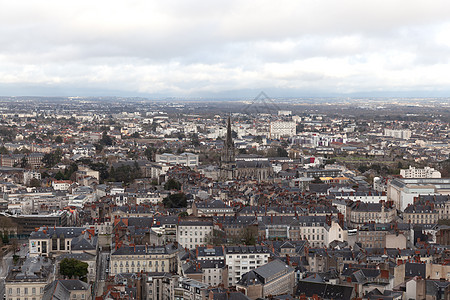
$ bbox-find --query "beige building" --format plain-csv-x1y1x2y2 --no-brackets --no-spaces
29,227,97,257
110,243,181,276
403,204,438,224
176,218,214,250
5,256,55,300
346,201,396,228
42,279,91,300
236,259,295,299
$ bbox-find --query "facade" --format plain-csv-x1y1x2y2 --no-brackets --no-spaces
346,202,396,228
192,200,234,217
224,245,271,286
176,219,214,250
258,215,346,247
387,178,450,211
23,170,41,185
155,152,199,167
52,180,72,191
403,204,438,224
400,166,441,178
269,121,296,139
236,259,295,299
110,243,181,276
29,226,97,257
42,279,91,300
5,256,55,300
384,129,412,139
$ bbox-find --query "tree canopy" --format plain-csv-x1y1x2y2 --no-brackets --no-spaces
163,193,188,208
59,258,89,282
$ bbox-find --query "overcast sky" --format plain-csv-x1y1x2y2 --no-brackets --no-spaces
1,0,450,98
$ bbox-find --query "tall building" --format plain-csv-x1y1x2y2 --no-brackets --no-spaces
269,121,296,139
384,129,412,139
400,166,441,178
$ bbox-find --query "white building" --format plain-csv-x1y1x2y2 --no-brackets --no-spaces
384,129,412,140
23,171,41,185
269,121,296,139
278,110,292,116
52,180,72,191
176,219,213,250
155,152,199,167
224,245,271,286
400,166,441,179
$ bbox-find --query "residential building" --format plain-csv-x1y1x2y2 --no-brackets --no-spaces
155,152,199,167
5,256,55,300
42,279,91,300
400,166,441,178
269,121,296,139
224,245,271,286
176,218,214,250
403,204,438,224
346,201,396,228
236,259,295,299
110,243,180,276
384,129,412,139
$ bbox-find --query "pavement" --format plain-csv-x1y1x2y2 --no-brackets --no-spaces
95,251,110,297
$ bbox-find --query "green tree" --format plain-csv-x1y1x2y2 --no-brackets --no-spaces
190,133,200,147
2,231,9,244
162,193,187,208
19,156,29,168
59,258,89,282
144,147,156,160
164,178,181,190
55,136,63,143
42,149,63,168
29,178,41,187
0,146,9,155
100,131,113,146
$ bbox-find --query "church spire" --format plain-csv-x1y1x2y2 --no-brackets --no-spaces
226,116,233,148
222,115,235,164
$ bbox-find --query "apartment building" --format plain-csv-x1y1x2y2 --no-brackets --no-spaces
403,204,439,224
236,259,295,299
346,201,396,228
224,245,271,286
400,166,441,178
269,121,296,139
5,256,54,300
176,219,214,250
110,243,181,276
155,152,199,167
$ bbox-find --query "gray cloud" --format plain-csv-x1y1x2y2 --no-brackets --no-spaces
1,0,450,96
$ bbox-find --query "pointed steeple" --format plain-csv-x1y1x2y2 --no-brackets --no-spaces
226,116,233,149
221,115,235,164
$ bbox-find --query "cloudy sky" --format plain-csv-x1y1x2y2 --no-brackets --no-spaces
1,0,450,98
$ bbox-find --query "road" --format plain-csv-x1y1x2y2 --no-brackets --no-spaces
95,252,110,297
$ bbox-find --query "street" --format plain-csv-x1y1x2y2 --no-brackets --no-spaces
95,252,110,297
